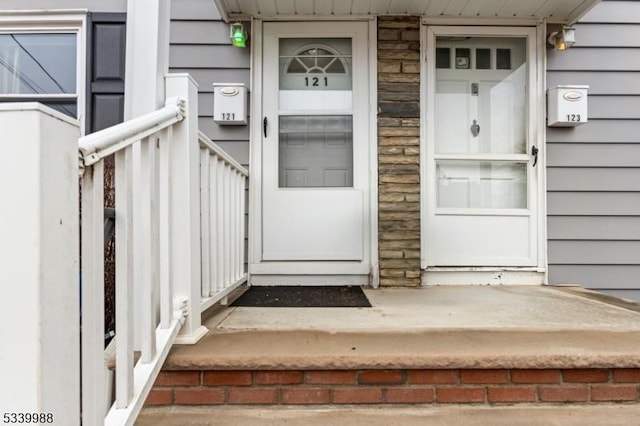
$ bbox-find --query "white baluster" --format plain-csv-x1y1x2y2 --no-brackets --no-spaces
115,146,134,408
159,127,173,329
200,148,211,298
81,161,107,422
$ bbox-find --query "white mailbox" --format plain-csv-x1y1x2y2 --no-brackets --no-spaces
213,83,247,125
547,85,588,127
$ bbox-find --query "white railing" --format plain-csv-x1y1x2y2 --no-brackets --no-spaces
77,74,249,425
198,131,249,312
79,95,188,426
1,74,248,426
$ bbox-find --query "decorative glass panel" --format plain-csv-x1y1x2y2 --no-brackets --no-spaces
437,161,527,209
279,38,351,91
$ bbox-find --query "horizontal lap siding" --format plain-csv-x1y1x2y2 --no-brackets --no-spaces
547,0,640,301
169,0,250,268
169,0,251,166
0,0,126,11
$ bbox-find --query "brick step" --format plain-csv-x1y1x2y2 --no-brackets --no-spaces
137,404,640,426
145,368,640,407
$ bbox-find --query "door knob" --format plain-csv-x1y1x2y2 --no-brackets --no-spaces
470,119,480,137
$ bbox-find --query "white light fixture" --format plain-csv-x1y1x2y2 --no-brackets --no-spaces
548,26,576,51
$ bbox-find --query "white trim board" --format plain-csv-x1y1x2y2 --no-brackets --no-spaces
422,269,546,286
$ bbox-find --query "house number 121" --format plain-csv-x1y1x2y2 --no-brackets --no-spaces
304,77,328,87
222,113,236,120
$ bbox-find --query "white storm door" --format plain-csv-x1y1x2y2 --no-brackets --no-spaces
425,28,539,267
262,22,369,262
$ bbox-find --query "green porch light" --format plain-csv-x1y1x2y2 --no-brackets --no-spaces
230,23,247,48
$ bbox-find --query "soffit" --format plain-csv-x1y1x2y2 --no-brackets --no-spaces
214,0,601,24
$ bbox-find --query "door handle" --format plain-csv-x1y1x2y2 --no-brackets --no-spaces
531,145,539,167
263,117,268,138
470,119,480,137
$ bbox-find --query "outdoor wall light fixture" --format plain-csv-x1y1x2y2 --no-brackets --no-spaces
548,26,576,51
230,22,248,48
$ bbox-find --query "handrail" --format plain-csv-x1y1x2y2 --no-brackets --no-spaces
198,131,249,177
79,97,185,167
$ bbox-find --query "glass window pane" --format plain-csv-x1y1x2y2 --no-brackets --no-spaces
496,48,511,70
455,48,470,69
435,37,527,155
436,48,450,69
476,48,491,69
279,115,353,188
436,161,527,209
0,34,76,95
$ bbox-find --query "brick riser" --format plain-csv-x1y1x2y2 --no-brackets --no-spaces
146,368,640,406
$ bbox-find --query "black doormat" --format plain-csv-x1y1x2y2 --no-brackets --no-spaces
231,286,372,308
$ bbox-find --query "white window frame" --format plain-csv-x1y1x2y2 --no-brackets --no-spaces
419,21,548,284
0,11,87,134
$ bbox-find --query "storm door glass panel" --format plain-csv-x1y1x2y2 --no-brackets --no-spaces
436,161,527,209
435,37,526,155
278,38,353,188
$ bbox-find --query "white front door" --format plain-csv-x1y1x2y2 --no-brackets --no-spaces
255,21,371,281
424,27,540,268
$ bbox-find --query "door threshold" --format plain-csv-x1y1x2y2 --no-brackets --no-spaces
250,274,370,286
422,268,545,286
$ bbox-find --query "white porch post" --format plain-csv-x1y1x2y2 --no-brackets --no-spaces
124,0,171,117
0,105,80,425
166,74,208,344
124,0,172,353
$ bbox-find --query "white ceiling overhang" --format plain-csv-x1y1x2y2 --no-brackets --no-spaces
213,0,601,24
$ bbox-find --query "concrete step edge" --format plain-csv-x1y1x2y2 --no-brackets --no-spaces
137,404,640,426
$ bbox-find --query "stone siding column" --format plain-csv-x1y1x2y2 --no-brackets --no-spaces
377,16,421,286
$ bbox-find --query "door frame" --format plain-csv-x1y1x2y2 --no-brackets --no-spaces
248,18,379,285
419,22,548,284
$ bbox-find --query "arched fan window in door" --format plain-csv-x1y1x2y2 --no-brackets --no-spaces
279,39,352,91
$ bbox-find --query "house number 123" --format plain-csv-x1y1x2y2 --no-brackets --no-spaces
566,114,581,122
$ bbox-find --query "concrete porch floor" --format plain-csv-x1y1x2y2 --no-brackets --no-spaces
165,285,640,370
139,285,640,425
